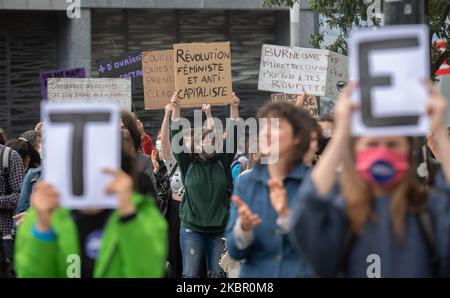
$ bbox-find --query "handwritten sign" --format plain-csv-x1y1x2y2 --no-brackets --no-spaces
97,51,142,83
42,103,120,209
142,50,175,110
271,93,320,119
258,44,348,99
40,68,86,100
47,78,132,111
174,41,233,106
349,25,429,136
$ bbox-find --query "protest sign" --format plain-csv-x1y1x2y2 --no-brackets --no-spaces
174,41,233,107
258,44,348,99
40,68,86,100
349,25,429,136
42,103,120,209
47,78,132,111
97,51,143,83
142,50,175,110
271,93,320,119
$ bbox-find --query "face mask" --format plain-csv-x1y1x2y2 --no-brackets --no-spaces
156,140,162,152
322,128,332,139
356,147,409,187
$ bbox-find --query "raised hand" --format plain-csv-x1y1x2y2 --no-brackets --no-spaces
103,168,136,217
31,182,60,232
296,85,307,107
232,195,261,231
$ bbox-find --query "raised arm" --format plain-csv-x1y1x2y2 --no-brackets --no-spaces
311,83,355,196
202,104,215,131
160,102,173,161
230,92,240,120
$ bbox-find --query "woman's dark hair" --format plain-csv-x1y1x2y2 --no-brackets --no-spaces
5,138,41,169
257,101,312,164
121,129,137,186
121,111,142,152
20,130,37,148
0,128,7,145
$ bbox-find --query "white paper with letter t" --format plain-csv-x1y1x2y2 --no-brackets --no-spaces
41,102,120,209
349,25,429,136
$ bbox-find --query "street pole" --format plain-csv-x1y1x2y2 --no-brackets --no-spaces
290,1,300,47
384,0,425,25
384,0,429,180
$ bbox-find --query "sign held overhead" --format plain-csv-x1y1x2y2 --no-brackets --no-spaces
42,103,120,209
174,41,233,107
349,25,430,136
258,44,348,99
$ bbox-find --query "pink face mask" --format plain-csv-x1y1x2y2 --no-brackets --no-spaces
356,147,409,187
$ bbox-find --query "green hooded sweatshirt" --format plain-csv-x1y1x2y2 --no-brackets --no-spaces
170,119,238,233
14,193,167,278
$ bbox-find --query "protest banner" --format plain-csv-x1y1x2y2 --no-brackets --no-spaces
349,25,429,136
47,78,132,111
142,50,175,110
97,51,143,83
42,103,120,209
174,41,233,107
40,67,86,100
258,44,348,99
271,93,320,119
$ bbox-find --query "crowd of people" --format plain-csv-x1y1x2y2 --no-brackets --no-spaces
0,79,450,278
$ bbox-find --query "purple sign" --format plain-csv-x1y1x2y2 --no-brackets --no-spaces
96,51,143,83
40,68,86,100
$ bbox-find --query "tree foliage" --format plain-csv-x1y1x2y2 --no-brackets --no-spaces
264,0,450,76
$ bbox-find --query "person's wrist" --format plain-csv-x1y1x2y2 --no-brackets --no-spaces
36,217,51,232
278,208,290,219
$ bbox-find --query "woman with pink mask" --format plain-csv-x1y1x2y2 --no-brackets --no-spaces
287,82,450,277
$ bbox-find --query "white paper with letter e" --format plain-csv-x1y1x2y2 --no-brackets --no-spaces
349,25,429,136
42,102,120,209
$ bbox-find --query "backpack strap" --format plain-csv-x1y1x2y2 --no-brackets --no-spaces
167,162,178,180
1,147,11,194
416,211,440,277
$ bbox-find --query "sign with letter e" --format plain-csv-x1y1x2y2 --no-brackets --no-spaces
42,103,120,209
349,25,429,136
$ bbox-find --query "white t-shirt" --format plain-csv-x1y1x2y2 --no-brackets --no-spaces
163,152,184,195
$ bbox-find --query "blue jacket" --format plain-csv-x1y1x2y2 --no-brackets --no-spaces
16,167,41,213
226,163,314,277
289,171,450,278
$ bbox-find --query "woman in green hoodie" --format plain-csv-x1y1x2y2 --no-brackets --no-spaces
14,134,167,278
170,92,239,278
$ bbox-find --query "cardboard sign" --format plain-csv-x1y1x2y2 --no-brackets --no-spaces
97,51,143,82
174,41,233,106
349,25,429,136
271,93,320,119
258,44,348,99
47,78,132,111
42,103,120,209
142,50,175,110
40,68,86,100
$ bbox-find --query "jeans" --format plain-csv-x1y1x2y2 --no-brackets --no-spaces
180,228,225,278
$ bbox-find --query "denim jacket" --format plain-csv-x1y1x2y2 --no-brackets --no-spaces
16,167,41,214
226,163,314,277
